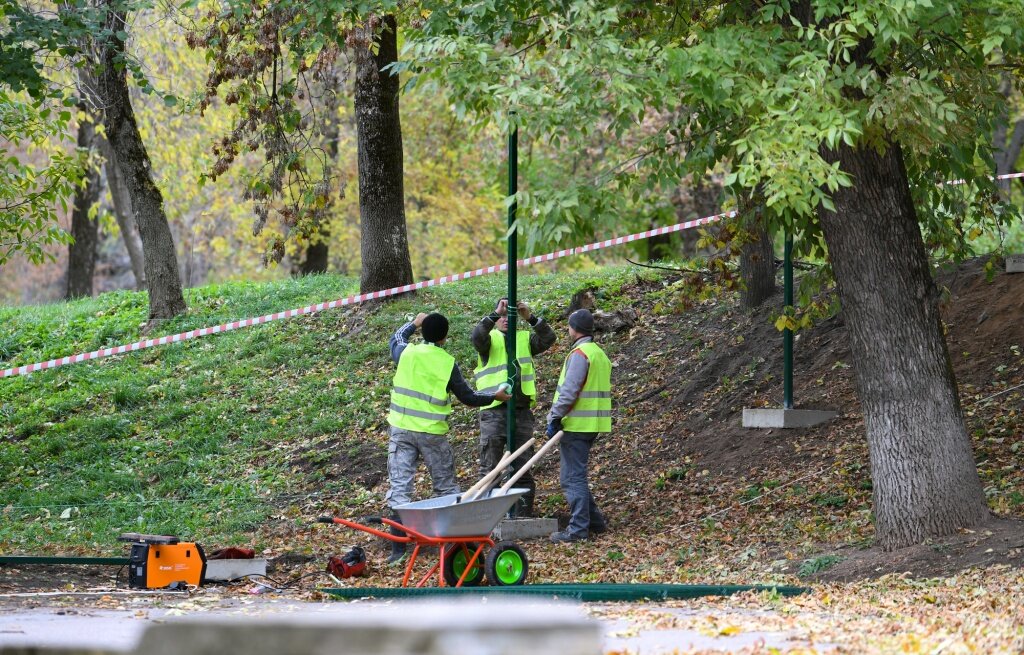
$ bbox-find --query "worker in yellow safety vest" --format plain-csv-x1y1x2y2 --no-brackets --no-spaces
471,298,556,516
546,309,612,543
386,312,511,564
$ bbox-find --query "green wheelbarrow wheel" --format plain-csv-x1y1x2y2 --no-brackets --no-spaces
485,541,528,586
442,543,486,587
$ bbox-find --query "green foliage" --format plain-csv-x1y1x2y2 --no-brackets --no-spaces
798,554,842,578
402,0,1024,266
0,0,185,273
0,92,81,265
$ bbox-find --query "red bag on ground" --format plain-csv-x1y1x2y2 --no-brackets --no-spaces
327,546,366,578
208,546,256,560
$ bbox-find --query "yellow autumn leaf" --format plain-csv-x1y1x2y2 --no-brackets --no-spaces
718,625,742,636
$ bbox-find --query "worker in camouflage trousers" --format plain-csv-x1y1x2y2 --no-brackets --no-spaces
546,309,612,543
471,298,556,517
386,312,511,565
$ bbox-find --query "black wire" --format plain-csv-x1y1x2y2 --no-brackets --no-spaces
223,571,328,591
625,257,703,273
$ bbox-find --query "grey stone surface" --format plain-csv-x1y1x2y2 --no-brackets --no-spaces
135,599,600,655
0,597,835,655
1007,254,1024,273
493,518,559,541
202,558,267,582
742,408,838,429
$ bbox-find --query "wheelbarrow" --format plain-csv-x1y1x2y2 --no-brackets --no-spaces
319,487,531,588
319,432,565,588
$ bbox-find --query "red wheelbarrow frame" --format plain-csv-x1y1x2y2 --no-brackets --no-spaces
323,516,495,588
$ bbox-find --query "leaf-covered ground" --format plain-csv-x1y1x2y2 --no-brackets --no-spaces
1,258,1023,653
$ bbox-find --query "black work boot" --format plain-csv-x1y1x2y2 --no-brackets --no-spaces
386,514,407,566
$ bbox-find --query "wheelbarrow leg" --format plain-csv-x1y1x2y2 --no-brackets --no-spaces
454,543,486,588
401,544,422,587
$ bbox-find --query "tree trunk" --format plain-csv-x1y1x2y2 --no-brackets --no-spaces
819,139,989,551
737,192,776,309
993,75,1024,198
96,6,185,320
353,15,413,293
739,227,775,309
994,119,1024,198
298,64,342,277
299,241,330,275
99,137,146,290
65,111,102,300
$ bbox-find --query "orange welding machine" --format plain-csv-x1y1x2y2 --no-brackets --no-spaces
118,533,207,589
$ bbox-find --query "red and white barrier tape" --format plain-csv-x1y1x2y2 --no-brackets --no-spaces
1,210,733,379
6,169,1023,379
946,171,1024,186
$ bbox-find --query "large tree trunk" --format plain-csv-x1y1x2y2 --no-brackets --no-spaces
353,15,413,293
819,139,989,551
96,6,185,320
737,192,776,309
99,138,146,289
65,111,102,300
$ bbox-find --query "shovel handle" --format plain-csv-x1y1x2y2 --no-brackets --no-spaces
462,437,536,502
501,430,564,493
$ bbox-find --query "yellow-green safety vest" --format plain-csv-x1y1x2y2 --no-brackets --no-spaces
553,341,612,432
388,344,454,435
474,330,536,410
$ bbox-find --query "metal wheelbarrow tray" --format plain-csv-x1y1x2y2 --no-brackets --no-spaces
394,488,528,538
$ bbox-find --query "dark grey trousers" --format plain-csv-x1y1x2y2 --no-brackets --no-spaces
385,426,460,509
479,406,536,514
559,431,606,537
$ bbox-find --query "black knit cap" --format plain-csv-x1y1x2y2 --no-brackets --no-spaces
568,309,594,335
421,313,449,343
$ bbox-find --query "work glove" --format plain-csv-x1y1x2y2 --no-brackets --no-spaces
546,418,562,438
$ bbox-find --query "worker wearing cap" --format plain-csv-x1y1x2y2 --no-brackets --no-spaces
386,312,511,564
546,308,612,543
471,298,556,517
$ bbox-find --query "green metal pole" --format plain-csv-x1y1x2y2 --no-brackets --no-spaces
506,113,518,453
783,232,794,410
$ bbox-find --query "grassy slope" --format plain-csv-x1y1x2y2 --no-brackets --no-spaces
2,261,1021,592
0,266,649,553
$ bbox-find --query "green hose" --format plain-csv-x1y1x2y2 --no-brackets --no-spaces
322,583,807,601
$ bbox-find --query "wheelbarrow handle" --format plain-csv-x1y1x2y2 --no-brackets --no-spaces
320,515,413,542
318,515,383,524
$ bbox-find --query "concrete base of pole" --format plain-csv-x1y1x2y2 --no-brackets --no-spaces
493,518,559,541
1006,254,1024,273
742,408,838,429
134,599,601,655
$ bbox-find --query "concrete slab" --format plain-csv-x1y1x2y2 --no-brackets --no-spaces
134,598,600,655
1006,254,1024,273
742,408,838,429
493,518,558,541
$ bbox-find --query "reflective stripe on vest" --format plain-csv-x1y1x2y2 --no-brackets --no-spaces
474,329,536,410
553,341,612,432
388,344,454,435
